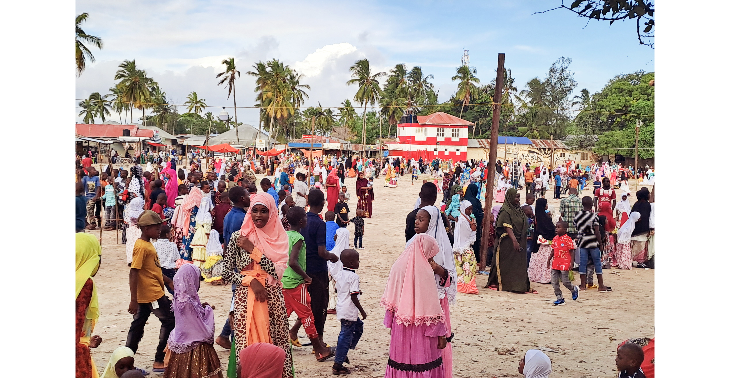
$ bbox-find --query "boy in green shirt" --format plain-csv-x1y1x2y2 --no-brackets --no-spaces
281,206,335,361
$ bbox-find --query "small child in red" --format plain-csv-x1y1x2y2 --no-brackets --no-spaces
151,193,167,219
546,220,579,306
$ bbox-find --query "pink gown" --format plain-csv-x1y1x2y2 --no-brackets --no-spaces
384,310,447,378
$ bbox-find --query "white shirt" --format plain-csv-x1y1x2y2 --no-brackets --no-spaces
293,180,308,208
334,268,361,321
196,193,213,224
153,239,180,269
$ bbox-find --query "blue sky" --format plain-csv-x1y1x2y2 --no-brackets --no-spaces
75,0,655,126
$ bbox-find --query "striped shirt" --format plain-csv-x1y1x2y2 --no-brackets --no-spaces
574,210,600,249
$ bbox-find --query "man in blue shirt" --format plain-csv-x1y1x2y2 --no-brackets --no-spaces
279,169,290,191
216,186,249,349
81,167,101,230
554,172,562,199
260,178,279,207
302,189,339,339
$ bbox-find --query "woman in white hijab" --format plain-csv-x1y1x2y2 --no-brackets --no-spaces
453,200,478,295
519,350,552,378
613,212,641,270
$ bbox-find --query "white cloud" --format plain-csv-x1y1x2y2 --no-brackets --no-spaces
293,43,358,78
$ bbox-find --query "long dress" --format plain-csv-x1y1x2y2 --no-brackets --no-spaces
384,310,447,378
356,178,374,218
178,206,198,261
486,205,530,292
326,172,340,212
222,231,293,378
76,280,99,378
527,243,553,284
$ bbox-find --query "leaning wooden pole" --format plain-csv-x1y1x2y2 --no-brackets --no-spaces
480,53,505,272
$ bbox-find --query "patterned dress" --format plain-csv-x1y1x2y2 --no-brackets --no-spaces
177,206,198,261
221,231,293,378
76,280,95,378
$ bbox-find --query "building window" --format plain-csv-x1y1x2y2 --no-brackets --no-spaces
451,128,459,138
437,128,445,138
456,148,460,152
433,148,438,152
560,152,565,157
581,152,588,160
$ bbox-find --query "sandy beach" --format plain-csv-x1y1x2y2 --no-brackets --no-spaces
87,174,654,378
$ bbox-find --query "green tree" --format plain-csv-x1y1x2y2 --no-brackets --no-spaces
407,66,437,113
347,59,386,155
337,99,357,137
91,92,112,122
184,92,207,115
75,13,103,76
109,85,129,123
149,86,174,132
552,0,654,48
216,58,241,143
452,65,480,118
78,96,96,124
114,60,155,125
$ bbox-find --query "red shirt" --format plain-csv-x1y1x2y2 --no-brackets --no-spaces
151,203,164,218
551,234,576,271
212,202,232,234
594,188,616,208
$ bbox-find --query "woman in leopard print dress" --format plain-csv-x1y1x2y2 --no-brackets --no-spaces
222,193,293,378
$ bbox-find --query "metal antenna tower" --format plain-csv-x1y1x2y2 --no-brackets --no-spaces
461,49,469,67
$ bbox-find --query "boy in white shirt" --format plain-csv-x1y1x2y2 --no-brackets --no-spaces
152,224,181,295
332,249,366,375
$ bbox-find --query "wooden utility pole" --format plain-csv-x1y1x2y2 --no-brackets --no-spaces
480,53,505,271
634,119,640,191
550,134,554,170
310,115,316,185
379,114,383,160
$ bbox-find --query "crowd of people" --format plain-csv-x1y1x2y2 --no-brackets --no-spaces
76,148,654,378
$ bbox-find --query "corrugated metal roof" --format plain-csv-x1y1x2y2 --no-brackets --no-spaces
416,112,474,126
529,139,568,149
75,124,154,138
467,137,533,146
289,142,323,148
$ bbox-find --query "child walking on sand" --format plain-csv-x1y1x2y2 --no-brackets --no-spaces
351,209,365,249
546,221,579,306
332,249,366,375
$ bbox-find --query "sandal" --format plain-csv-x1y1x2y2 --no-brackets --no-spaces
332,364,351,375
312,344,330,354
316,346,336,362
599,286,613,292
290,338,302,347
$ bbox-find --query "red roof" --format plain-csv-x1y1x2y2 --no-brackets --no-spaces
416,112,473,126
75,124,155,138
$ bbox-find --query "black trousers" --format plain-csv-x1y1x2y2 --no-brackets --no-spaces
307,271,330,337
125,295,175,363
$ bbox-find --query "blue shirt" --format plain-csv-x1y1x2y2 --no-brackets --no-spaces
303,212,327,274
267,187,279,207
555,175,562,187
82,176,100,200
222,207,247,246
325,221,338,251
280,172,289,187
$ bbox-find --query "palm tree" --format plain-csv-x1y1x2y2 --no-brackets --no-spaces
78,96,96,124
247,61,270,140
184,92,208,115
114,60,154,125
109,85,129,123
379,96,406,138
91,92,112,122
76,13,103,77
337,99,357,139
452,65,480,118
407,66,436,112
217,58,241,143
347,59,386,156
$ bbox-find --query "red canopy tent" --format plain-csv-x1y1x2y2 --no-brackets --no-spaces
147,142,166,147
209,143,240,153
257,148,285,157
195,145,213,151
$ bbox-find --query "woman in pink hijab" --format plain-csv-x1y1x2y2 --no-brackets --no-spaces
238,343,286,378
221,193,293,378
162,161,178,208
382,233,449,378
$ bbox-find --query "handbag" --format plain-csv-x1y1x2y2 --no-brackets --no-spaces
460,210,477,231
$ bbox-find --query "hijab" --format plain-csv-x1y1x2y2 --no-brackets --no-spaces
168,264,215,354
238,343,286,378
381,234,444,326
464,183,484,218
124,197,145,224
327,227,351,277
497,188,527,234
175,187,203,236
163,162,178,208
76,233,101,322
453,200,476,251
327,165,340,191
534,198,555,241
523,350,552,378
100,346,134,378
416,205,457,304
240,193,290,281
618,211,641,244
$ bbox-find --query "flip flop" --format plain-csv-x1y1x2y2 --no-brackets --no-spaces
152,367,165,373
312,343,330,354
316,346,336,362
290,338,302,347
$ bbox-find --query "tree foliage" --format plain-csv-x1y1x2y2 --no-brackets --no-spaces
76,13,103,76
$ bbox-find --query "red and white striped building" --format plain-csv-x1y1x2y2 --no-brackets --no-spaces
385,112,473,161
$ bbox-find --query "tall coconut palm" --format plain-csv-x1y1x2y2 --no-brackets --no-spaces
347,59,385,155
407,66,435,112
379,96,406,138
109,85,129,123
337,99,357,137
114,60,154,124
91,92,112,122
184,92,208,115
78,97,96,124
247,61,270,140
216,58,241,143
452,65,480,118
76,13,103,77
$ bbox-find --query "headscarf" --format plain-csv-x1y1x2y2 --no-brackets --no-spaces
163,162,178,208
327,165,340,192
76,233,101,321
414,205,457,304
327,227,351,277
453,200,476,251
175,187,202,236
523,349,552,378
618,212,641,244
534,198,555,244
381,234,444,326
463,183,484,218
100,346,134,378
206,229,223,256
497,188,526,230
238,343,286,378
445,183,463,211
168,264,215,354
240,193,290,281
124,197,145,224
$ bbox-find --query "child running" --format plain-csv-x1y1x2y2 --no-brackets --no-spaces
280,206,334,360
125,210,175,373
331,249,366,375
546,221,579,306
